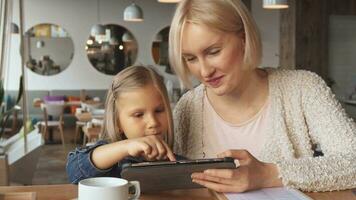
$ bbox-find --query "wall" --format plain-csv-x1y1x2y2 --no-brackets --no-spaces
252,0,280,68
5,0,280,91
329,15,356,118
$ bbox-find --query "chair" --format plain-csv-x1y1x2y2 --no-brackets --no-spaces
74,112,92,145
38,102,65,148
82,125,101,146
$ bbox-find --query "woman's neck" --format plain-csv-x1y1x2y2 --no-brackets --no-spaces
206,69,269,124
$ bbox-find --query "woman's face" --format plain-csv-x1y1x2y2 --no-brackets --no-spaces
116,84,169,139
181,23,248,96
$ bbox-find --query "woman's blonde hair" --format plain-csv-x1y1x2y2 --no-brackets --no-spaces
169,0,262,88
101,65,174,148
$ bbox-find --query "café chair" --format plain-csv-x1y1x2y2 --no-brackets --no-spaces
74,112,92,145
82,124,101,146
38,102,65,148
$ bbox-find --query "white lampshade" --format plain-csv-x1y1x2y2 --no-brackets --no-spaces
263,0,288,9
90,24,106,36
158,0,181,3
122,31,134,42
11,23,19,34
124,3,143,22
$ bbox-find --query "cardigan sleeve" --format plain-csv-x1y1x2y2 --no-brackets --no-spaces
276,71,356,192
173,92,192,156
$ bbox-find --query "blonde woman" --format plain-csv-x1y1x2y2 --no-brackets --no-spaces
170,0,356,193
66,66,178,184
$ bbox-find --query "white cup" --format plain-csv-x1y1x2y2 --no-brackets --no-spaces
78,177,140,200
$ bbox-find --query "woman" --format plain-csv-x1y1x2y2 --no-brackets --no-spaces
169,0,356,193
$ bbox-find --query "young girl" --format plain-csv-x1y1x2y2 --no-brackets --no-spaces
66,65,178,184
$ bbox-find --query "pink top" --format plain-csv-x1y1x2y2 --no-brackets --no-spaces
202,93,271,158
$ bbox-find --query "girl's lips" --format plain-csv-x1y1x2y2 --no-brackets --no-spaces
206,76,224,87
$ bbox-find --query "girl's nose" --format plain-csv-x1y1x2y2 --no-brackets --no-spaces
147,114,160,129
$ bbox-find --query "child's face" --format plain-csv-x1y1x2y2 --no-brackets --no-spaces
117,84,169,139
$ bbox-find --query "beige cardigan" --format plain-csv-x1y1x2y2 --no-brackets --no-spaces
173,69,356,192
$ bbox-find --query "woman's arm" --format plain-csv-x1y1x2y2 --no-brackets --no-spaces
276,71,356,192
191,150,282,193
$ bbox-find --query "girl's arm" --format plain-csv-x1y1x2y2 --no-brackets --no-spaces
92,135,176,170
91,140,131,170
66,140,122,184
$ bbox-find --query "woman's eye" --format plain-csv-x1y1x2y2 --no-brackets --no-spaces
209,49,220,55
184,56,197,63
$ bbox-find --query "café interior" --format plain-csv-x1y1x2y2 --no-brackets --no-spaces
0,0,355,199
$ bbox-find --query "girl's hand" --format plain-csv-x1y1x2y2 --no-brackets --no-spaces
191,150,282,193
125,135,176,161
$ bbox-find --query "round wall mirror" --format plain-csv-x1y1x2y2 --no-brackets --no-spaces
24,23,74,76
151,26,173,74
86,24,138,75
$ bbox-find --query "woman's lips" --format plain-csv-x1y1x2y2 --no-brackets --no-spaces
206,75,224,87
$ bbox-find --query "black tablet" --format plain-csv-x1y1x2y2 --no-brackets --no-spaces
120,157,236,192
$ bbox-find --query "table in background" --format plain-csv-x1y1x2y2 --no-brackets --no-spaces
0,184,355,200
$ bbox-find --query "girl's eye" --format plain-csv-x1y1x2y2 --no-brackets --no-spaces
155,107,165,113
133,113,143,118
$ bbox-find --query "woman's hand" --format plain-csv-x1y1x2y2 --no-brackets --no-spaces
191,150,282,193
125,135,176,161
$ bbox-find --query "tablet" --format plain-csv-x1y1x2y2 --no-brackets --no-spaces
120,157,236,192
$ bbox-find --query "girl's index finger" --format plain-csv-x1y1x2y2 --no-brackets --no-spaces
162,142,176,161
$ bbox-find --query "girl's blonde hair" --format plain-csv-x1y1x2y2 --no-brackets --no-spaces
101,65,174,148
169,0,262,88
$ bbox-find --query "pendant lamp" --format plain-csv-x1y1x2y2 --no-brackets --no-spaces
263,0,289,9
122,31,134,42
124,3,143,22
90,0,105,36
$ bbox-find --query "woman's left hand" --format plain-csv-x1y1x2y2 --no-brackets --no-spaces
191,150,282,193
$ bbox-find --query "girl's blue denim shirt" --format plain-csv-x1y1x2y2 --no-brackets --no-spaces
66,140,185,184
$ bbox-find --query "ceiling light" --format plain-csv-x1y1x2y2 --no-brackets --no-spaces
124,3,143,22
263,0,289,9
90,24,106,37
122,31,134,42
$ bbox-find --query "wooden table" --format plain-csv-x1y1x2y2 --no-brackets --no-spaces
0,184,355,200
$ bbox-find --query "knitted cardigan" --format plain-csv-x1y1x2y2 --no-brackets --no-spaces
173,69,356,192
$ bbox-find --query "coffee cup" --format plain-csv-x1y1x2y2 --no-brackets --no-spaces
78,177,140,200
